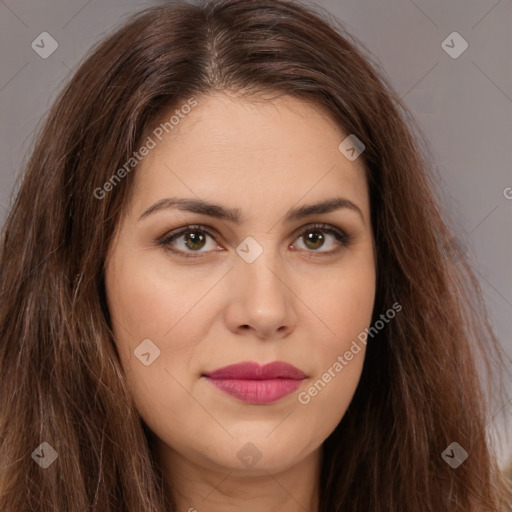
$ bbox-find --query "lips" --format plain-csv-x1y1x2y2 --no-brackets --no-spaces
205,361,307,380
203,361,307,404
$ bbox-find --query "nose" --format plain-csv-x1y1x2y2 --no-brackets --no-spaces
224,239,298,340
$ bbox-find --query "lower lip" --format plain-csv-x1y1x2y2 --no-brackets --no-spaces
204,377,304,404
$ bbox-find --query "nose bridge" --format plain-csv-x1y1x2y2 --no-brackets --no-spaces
231,232,295,328
235,232,286,292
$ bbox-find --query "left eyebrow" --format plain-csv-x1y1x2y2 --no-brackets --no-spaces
138,196,364,223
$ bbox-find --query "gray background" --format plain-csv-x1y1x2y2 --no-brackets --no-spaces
1,0,511,465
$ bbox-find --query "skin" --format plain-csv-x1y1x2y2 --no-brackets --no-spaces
105,92,376,512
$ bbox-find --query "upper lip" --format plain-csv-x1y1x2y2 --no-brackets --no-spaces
204,361,307,380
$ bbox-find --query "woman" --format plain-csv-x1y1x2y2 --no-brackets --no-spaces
0,0,510,510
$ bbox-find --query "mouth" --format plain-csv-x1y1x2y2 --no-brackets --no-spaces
202,361,307,404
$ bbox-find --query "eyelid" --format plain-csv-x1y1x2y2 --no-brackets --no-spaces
157,222,351,258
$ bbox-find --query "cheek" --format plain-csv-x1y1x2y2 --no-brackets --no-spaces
105,253,212,355
303,258,376,351
104,253,218,418
293,261,375,413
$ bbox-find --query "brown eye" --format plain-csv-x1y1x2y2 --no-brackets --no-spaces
302,229,326,250
182,230,207,251
159,225,219,258
291,224,350,255
159,223,350,259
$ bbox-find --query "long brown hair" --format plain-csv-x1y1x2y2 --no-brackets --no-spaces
1,0,510,510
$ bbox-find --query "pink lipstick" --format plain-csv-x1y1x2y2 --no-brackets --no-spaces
203,361,307,404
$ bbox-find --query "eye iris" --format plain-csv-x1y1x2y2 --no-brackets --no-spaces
304,229,325,250
184,230,206,250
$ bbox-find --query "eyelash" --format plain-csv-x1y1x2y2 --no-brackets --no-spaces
157,223,352,259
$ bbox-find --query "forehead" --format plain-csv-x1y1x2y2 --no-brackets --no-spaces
129,93,370,223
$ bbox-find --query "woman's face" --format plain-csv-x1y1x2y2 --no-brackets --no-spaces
105,92,376,477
